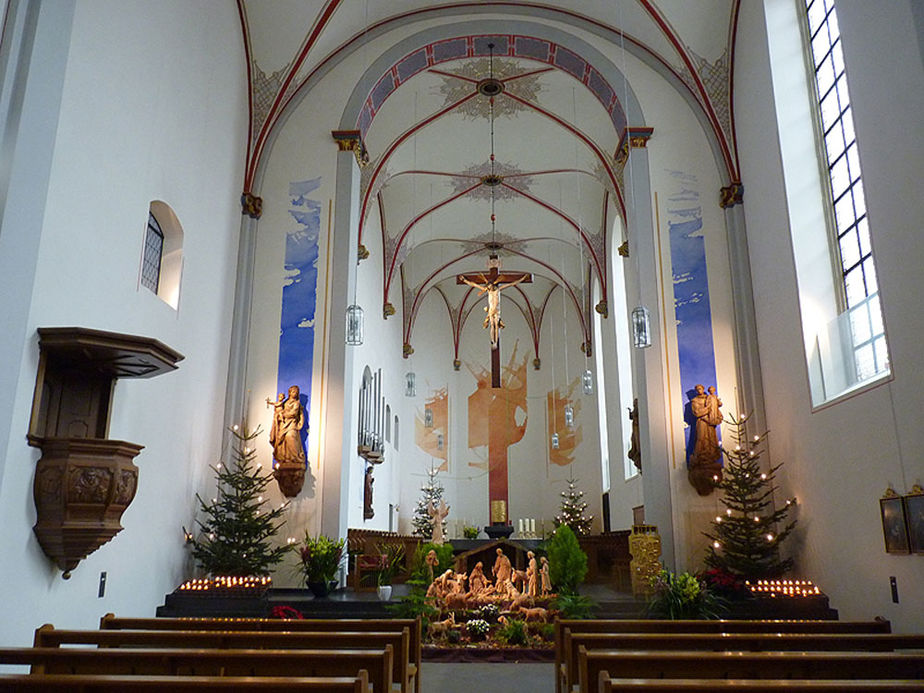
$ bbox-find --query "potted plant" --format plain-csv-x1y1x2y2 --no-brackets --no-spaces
646,568,726,619
372,542,405,601
298,532,344,598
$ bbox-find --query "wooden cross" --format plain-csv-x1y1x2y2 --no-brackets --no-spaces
457,264,532,388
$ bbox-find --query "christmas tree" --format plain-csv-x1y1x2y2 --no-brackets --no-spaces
412,462,445,540
190,425,291,576
703,412,797,579
555,473,594,536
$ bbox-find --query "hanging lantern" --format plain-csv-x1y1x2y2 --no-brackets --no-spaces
564,404,574,429
424,406,433,428
631,306,652,348
405,372,416,397
551,432,560,450
582,369,594,395
345,304,364,345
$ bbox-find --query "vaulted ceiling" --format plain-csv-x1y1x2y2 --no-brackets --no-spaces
237,1,742,356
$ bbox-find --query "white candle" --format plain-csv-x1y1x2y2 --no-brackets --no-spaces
518,518,524,534
530,518,535,534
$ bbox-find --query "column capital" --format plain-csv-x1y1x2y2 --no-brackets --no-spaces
719,182,744,208
241,191,263,219
331,129,369,167
615,127,654,164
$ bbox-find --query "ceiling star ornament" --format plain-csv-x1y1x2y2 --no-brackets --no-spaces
451,161,533,200
437,58,538,119
459,232,527,256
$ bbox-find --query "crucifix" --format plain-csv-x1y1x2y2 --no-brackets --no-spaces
457,256,531,388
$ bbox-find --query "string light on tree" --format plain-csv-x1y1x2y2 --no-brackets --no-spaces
703,412,797,579
554,473,594,536
189,424,290,577
412,461,446,541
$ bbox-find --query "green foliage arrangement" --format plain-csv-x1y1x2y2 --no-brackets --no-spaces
385,585,439,622
190,425,291,577
497,618,528,646
546,524,588,594
298,533,344,584
551,592,596,619
409,541,454,583
462,525,480,539
646,568,725,620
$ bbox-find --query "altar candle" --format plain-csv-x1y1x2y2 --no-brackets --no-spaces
518,518,524,534
530,518,535,534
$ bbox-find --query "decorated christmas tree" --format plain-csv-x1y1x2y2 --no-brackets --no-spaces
190,425,291,576
555,473,594,536
703,412,797,579
412,463,445,540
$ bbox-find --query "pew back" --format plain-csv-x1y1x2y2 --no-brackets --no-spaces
0,647,392,693
554,619,893,693
578,648,924,693
597,674,924,693
0,672,371,692
99,614,421,693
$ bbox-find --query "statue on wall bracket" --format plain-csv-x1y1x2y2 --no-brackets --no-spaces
267,385,307,497
364,465,375,520
687,384,724,495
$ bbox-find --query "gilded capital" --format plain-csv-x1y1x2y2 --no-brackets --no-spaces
241,192,263,219
719,182,744,208
331,129,369,167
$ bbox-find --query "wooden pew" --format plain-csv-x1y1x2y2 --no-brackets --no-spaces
554,619,893,693
35,625,412,693
597,675,924,692
564,632,924,693
0,647,392,693
0,672,371,692
578,648,924,693
100,614,421,693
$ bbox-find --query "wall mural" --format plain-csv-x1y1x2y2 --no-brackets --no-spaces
665,170,721,491
547,377,582,467
275,177,322,480
466,341,528,523
415,387,449,471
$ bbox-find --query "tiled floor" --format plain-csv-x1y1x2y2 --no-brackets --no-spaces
421,662,554,693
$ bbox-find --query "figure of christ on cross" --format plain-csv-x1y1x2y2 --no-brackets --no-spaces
457,263,532,386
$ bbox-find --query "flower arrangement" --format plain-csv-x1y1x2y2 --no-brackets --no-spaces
373,542,405,586
466,618,490,638
646,568,725,620
298,533,344,584
700,567,750,599
478,603,499,621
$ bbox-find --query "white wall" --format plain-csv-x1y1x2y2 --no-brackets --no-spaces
736,0,924,632
0,0,247,645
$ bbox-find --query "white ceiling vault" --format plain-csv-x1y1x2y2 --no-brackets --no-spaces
237,0,742,359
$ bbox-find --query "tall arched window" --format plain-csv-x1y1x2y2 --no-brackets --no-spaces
766,0,890,406
141,201,184,309
803,0,888,388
